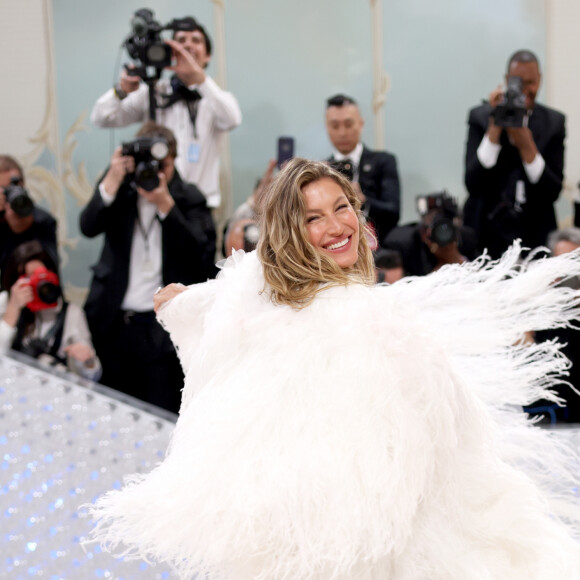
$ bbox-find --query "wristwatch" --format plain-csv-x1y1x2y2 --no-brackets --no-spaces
113,84,128,100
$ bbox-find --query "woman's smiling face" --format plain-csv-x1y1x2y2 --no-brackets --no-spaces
303,177,360,269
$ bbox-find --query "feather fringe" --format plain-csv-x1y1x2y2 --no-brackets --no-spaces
85,244,580,579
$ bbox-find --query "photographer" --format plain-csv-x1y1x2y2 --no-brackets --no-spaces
463,50,565,259
0,155,58,274
325,94,400,243
0,241,101,381
383,193,478,276
91,13,241,209
373,248,404,284
80,121,216,413
223,159,277,257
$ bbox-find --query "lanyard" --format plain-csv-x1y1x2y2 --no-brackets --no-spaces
136,212,158,255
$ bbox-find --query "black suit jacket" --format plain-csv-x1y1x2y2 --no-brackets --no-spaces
330,145,400,241
0,206,58,278
383,222,479,277
463,102,565,258
80,170,216,338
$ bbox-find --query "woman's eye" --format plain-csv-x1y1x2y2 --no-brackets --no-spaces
306,216,319,224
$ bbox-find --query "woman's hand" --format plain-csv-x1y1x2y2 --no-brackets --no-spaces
63,343,96,364
3,278,33,327
154,283,186,313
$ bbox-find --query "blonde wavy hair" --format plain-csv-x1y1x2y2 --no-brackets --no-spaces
257,157,375,308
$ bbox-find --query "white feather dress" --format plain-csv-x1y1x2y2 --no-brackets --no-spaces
89,246,580,579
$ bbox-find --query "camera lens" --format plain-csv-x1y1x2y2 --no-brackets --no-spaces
36,281,60,304
7,188,34,217
146,44,169,66
135,161,160,191
431,218,456,247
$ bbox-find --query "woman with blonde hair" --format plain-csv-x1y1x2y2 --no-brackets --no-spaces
90,158,580,579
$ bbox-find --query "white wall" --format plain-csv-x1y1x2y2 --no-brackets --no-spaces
546,0,580,225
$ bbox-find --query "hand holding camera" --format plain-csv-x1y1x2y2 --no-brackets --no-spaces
486,85,504,144
492,76,528,128
104,135,170,196
4,265,60,328
136,171,175,214
2,278,34,330
102,147,135,196
20,266,61,312
7,278,34,312
165,38,206,87
118,65,142,96
505,126,538,163
486,79,538,163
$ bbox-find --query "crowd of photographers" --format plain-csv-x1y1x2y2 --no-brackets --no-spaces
0,11,577,420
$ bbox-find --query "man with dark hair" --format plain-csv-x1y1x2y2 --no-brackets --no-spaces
0,155,58,273
373,248,404,284
91,16,241,209
463,49,565,258
383,192,478,276
325,94,400,243
80,122,216,413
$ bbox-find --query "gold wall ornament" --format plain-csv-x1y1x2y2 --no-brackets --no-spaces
211,0,233,252
370,0,391,150
5,0,93,294
62,111,94,207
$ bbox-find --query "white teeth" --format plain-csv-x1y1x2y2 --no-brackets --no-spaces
326,237,349,250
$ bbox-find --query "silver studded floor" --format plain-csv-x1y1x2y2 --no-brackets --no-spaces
2,353,580,580
0,353,178,580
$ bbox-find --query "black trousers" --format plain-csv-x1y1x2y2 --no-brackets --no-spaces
95,310,183,414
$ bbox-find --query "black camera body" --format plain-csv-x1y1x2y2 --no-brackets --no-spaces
124,8,172,79
329,159,354,182
4,176,34,217
23,266,61,312
121,137,169,191
416,192,459,247
493,76,527,128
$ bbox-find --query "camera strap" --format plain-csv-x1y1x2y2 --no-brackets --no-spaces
159,76,202,138
13,302,69,362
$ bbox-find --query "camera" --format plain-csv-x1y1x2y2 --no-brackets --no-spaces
124,8,172,78
329,159,354,181
493,76,527,128
121,137,169,191
21,265,61,312
3,176,34,217
416,192,459,247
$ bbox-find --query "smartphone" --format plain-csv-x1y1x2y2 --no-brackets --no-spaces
277,136,294,169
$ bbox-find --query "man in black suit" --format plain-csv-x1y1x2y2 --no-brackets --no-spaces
0,155,58,274
463,49,565,259
325,94,400,243
80,122,215,413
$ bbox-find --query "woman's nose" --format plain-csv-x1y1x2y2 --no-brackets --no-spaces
326,215,343,235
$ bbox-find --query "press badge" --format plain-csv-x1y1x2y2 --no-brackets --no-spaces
188,144,201,163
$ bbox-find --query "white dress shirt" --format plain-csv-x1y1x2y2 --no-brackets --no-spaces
99,184,163,312
477,134,546,184
332,142,364,183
